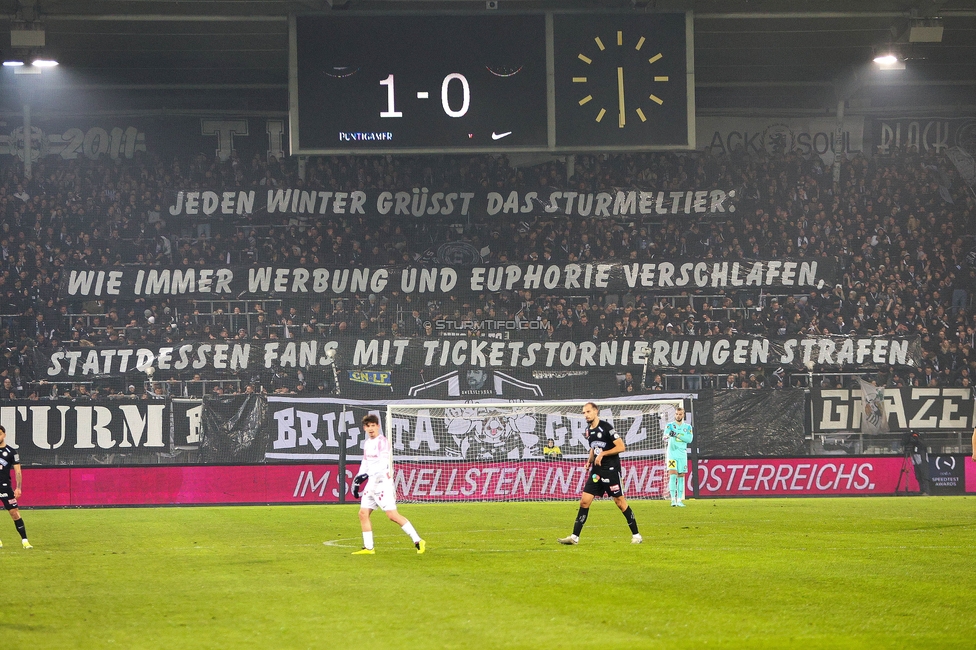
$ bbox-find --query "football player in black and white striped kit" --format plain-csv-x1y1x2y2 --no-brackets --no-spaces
0,425,32,549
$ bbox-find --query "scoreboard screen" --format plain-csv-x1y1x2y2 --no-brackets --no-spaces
292,11,694,154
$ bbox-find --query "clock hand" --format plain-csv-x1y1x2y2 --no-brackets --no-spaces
617,66,625,128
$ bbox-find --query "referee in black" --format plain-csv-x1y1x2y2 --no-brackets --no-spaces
558,402,642,545
0,425,32,549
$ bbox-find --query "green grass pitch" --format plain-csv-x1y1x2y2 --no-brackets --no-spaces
5,497,975,649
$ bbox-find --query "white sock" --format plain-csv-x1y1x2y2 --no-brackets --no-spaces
401,520,420,543
362,531,374,549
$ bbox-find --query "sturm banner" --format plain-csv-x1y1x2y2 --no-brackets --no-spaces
59,259,837,299
811,387,973,433
165,186,739,221
644,335,922,371
0,399,172,462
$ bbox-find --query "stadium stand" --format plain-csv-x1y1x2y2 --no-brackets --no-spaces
1,144,973,397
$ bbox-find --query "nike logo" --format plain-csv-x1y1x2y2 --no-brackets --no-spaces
491,131,512,140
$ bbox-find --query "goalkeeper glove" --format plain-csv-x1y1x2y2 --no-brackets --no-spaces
352,473,368,499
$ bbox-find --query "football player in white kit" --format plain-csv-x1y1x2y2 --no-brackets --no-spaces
352,413,426,555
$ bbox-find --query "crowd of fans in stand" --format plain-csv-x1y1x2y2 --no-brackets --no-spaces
0,143,974,398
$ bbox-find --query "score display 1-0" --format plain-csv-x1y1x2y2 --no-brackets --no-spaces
296,13,549,152
378,73,471,120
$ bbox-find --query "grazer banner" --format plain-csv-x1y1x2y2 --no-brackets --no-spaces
645,335,922,371
23,459,668,507
264,397,673,462
165,186,739,222
873,116,976,155
59,259,836,300
811,387,973,433
695,457,920,496
0,399,171,462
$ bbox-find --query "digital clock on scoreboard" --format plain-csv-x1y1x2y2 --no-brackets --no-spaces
294,14,549,154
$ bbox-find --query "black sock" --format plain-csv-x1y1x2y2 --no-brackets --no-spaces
622,507,639,535
14,518,26,540
572,507,589,536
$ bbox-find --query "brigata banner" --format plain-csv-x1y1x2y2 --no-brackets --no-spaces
37,338,655,378
695,457,919,496
811,387,973,433
0,399,172,462
265,397,670,462
60,259,836,299
645,335,922,370
165,186,740,221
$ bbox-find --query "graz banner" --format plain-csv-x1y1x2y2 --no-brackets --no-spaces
811,387,973,433
59,259,837,299
645,335,922,370
0,399,172,462
165,186,739,221
265,398,671,462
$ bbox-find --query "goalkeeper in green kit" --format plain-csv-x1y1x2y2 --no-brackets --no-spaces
663,406,693,507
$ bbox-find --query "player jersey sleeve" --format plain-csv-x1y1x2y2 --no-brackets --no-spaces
677,424,693,444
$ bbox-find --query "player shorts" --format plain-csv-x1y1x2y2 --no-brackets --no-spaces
0,484,18,510
582,467,623,498
667,456,688,474
360,479,397,512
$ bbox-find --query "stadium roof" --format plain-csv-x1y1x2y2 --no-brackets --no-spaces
0,0,974,117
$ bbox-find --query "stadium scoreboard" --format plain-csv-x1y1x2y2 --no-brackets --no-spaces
291,11,694,155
